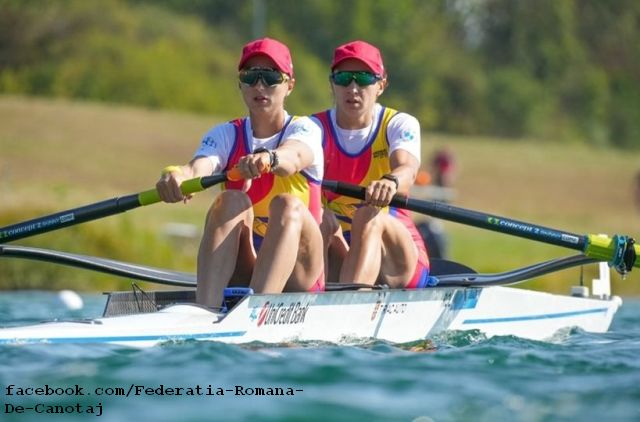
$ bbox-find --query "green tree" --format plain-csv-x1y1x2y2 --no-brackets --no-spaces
1,0,638,148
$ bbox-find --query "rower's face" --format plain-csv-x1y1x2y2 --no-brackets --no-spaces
239,55,294,114
331,59,385,116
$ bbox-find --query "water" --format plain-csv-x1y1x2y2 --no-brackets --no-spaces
1,291,639,422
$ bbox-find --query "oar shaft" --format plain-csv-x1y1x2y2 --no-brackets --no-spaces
0,172,232,243
322,181,585,249
399,197,588,251
0,195,142,243
322,180,638,270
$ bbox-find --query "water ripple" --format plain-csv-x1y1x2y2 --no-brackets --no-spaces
1,293,639,421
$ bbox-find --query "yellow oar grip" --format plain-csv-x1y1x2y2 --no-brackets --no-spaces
138,188,161,205
161,165,183,176
180,178,206,195
138,178,206,206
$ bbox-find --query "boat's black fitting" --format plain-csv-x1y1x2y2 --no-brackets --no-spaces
619,237,636,275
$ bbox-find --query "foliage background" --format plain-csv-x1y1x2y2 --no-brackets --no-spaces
1,0,639,148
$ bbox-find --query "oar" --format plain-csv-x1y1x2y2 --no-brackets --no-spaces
0,244,197,287
0,168,241,243
0,244,592,289
321,180,639,275
0,244,378,290
0,243,476,288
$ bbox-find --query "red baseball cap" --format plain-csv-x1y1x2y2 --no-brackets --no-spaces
331,40,385,75
238,38,294,77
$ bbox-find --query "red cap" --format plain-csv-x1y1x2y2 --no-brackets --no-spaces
238,38,294,77
331,40,385,75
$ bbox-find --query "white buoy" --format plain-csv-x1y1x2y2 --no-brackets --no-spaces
58,290,84,310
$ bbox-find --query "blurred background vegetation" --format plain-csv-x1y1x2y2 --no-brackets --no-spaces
0,0,639,294
2,0,639,148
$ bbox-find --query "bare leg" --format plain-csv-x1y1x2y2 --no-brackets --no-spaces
378,217,420,288
339,206,383,284
250,194,324,293
196,190,256,308
320,208,348,284
339,205,417,288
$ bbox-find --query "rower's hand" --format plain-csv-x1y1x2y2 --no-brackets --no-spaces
156,168,193,204
236,151,271,179
365,178,397,207
234,151,271,192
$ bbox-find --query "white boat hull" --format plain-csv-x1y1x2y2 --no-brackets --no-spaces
0,286,622,348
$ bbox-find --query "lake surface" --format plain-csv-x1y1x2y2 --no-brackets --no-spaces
1,291,639,421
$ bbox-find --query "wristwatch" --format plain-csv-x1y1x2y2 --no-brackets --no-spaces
381,173,399,190
270,150,279,171
253,148,278,172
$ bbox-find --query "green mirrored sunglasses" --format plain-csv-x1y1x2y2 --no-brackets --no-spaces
330,71,382,87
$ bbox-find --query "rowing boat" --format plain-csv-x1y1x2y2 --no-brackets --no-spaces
0,247,623,348
0,176,636,348
0,289,622,347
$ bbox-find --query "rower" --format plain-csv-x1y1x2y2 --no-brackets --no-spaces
156,38,325,308
314,40,430,289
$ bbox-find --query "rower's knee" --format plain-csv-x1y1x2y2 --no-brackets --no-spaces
268,194,304,229
206,190,252,225
351,205,383,234
321,209,340,239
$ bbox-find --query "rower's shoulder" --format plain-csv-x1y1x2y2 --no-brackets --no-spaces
285,116,322,141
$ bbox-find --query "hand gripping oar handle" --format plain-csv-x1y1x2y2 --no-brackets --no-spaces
321,180,639,274
0,168,241,243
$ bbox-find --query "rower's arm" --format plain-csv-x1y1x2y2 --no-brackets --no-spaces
389,149,420,196
186,156,216,178
270,140,314,177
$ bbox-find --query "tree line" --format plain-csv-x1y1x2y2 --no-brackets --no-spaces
1,0,638,148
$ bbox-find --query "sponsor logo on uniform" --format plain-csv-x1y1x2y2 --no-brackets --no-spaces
202,136,217,148
402,130,416,141
373,148,388,158
289,124,311,137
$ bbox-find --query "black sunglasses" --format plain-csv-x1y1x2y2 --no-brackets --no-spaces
239,68,288,87
330,71,382,87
